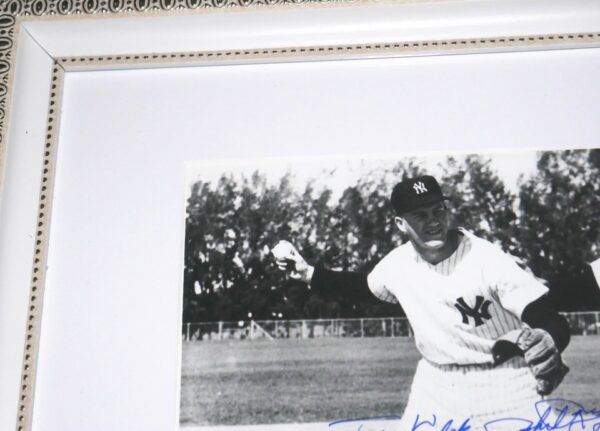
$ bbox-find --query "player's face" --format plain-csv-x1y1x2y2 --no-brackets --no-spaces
396,202,449,249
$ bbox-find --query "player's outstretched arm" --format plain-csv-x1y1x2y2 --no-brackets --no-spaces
271,241,382,303
310,265,380,303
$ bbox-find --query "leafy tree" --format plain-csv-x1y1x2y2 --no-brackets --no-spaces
183,150,600,322
440,155,518,254
517,149,600,310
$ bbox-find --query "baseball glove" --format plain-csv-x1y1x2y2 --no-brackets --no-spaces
492,328,569,396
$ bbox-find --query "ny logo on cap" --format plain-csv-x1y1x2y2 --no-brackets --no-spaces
413,181,428,195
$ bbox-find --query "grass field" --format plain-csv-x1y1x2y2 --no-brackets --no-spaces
180,336,600,426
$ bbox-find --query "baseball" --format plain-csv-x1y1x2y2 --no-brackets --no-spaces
271,240,297,261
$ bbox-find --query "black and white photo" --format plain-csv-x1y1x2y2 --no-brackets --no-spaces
180,150,600,430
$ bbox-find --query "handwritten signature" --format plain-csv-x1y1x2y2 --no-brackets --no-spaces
328,399,600,431
484,399,600,431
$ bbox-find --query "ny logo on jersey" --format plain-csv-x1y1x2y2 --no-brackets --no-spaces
413,181,428,194
454,295,492,327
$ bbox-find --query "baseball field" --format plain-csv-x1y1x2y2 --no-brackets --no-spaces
180,336,600,427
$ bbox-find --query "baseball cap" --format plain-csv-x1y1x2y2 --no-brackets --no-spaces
390,175,448,214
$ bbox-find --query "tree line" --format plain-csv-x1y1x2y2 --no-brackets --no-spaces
183,149,600,322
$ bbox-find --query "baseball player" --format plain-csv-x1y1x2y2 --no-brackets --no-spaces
273,175,570,430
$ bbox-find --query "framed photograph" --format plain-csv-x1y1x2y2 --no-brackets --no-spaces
0,1,599,431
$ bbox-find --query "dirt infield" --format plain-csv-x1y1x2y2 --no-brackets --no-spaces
180,336,600,426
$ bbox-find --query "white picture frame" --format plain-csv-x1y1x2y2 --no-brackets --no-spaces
0,1,599,430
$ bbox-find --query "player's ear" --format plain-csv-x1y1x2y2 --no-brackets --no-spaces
394,216,407,234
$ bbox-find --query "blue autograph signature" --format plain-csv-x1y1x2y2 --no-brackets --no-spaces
328,399,600,431
484,399,600,431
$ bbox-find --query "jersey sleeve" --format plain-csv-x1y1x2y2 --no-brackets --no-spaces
591,257,600,290
310,266,379,303
367,259,399,304
487,249,548,319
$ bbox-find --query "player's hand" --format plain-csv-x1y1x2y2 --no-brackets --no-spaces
517,328,569,396
271,240,314,284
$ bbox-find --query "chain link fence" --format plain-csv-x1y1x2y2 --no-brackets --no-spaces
182,311,600,341
562,311,600,335
182,317,413,341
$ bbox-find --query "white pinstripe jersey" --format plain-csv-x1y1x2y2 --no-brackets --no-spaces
367,229,548,365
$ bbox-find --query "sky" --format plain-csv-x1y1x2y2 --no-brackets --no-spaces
185,148,539,200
